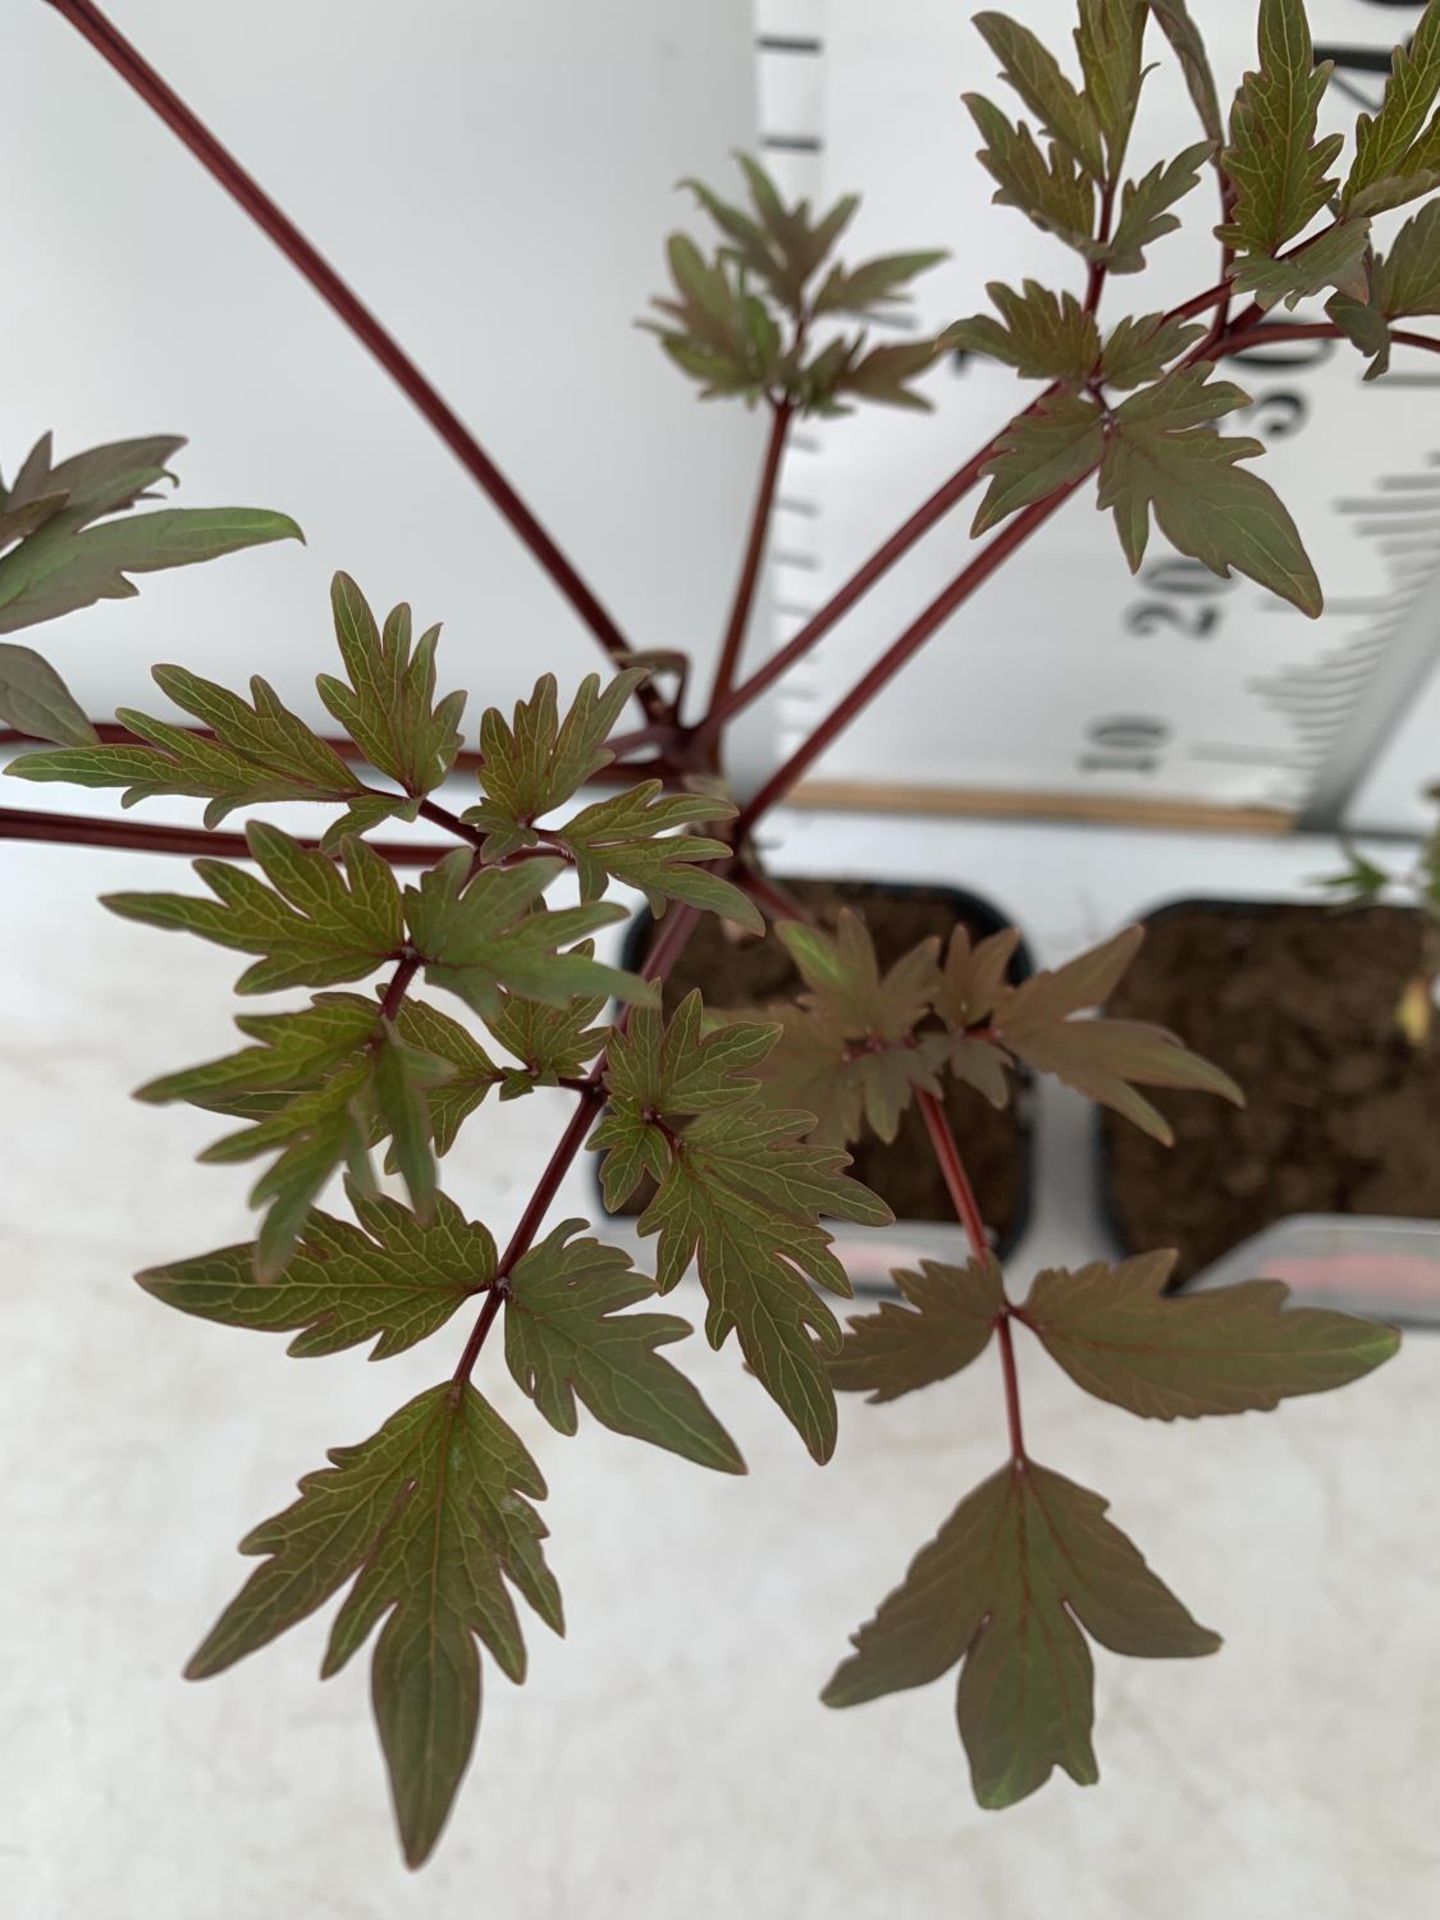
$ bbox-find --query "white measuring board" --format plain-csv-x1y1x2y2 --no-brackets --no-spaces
755,1,1440,834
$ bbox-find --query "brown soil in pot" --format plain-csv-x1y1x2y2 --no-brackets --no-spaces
619,878,1030,1251
1102,903,1440,1283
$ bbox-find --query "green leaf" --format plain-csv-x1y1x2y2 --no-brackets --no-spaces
8,661,366,826
755,913,945,1146
824,339,941,414
539,784,762,931
822,1461,1219,1808
1344,0,1440,212
1230,217,1372,310
831,1256,1005,1402
1145,1,1224,146
1098,366,1323,616
1325,286,1393,381
392,997,503,1150
1076,0,1147,170
483,963,606,1100
187,1382,563,1867
812,250,948,318
972,391,1104,535
504,1220,745,1472
372,1021,453,1222
1099,312,1207,389
1021,1251,1401,1418
317,572,465,799
942,280,1101,381
0,642,98,745
964,92,1097,252
137,1183,494,1359
1098,142,1212,273
732,153,860,312
593,995,891,1461
464,670,649,858
1219,0,1343,258
1381,199,1440,316
104,823,404,992
154,1002,452,1279
135,991,383,1114
990,924,1244,1143
973,12,1106,181
0,504,302,637
1313,839,1392,906
3,430,183,520
405,850,644,1020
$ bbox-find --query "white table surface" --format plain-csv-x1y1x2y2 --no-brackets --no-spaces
4,808,1437,1919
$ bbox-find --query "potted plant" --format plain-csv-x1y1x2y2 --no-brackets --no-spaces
1099,794,1440,1282
3,0,1432,1871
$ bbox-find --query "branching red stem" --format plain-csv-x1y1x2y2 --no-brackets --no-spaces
733,478,1088,839
708,399,793,715
38,0,660,719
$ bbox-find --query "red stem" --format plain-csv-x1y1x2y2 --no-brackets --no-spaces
379,952,421,1021
450,901,702,1383
702,278,1241,751
39,0,662,722
735,863,814,927
708,400,793,714
996,1316,1027,1466
917,1090,989,1263
733,478,1086,839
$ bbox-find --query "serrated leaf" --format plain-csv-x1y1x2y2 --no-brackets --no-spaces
545,784,762,931
593,996,891,1461
1021,1251,1401,1418
104,823,404,992
464,670,649,858
0,642,98,745
812,250,948,318
972,391,1104,535
135,992,384,1113
504,1220,744,1472
1098,366,1322,615
137,1183,494,1359
483,963,606,1100
827,339,941,413
831,1256,1005,1402
822,1462,1219,1808
3,430,183,521
391,997,503,1149
1344,0,1440,212
1230,218,1372,310
187,1382,562,1867
990,925,1243,1143
8,661,366,825
1145,0,1223,145
1380,198,1440,317
755,913,945,1146
317,572,465,798
1076,0,1147,169
405,849,644,1019
1099,312,1207,389
964,92,1097,252
0,504,302,636
973,12,1106,181
943,280,1100,382
1219,0,1343,259
1325,286,1393,382
372,1021,453,1222
934,925,1022,1031
1098,142,1212,273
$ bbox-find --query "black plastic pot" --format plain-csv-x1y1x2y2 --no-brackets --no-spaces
1095,894,1440,1289
597,875,1035,1288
